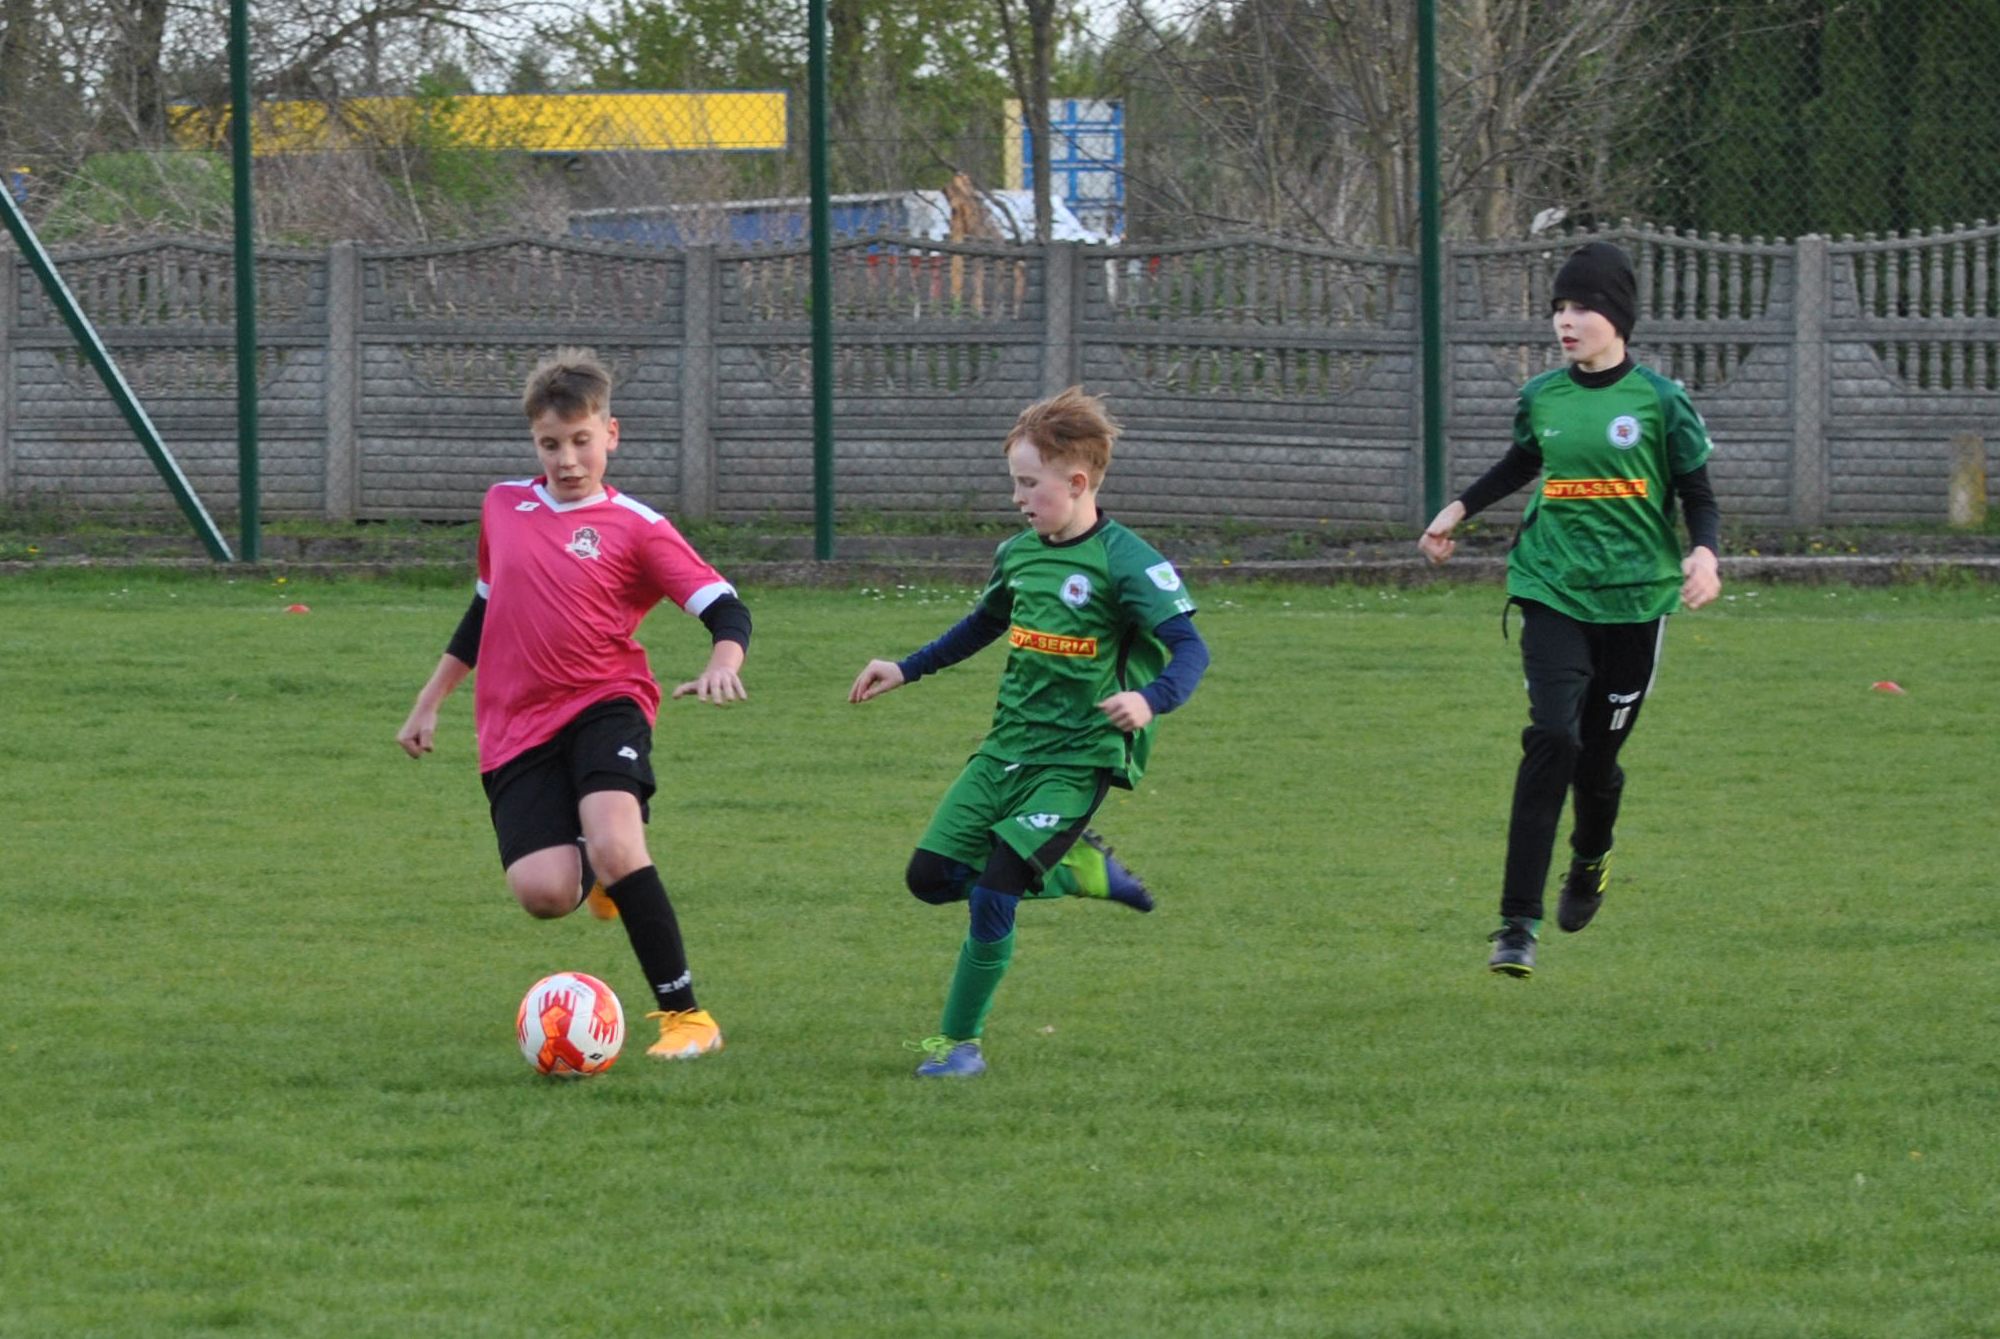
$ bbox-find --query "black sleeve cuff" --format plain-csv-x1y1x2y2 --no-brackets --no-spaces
445,592,486,666
698,594,752,649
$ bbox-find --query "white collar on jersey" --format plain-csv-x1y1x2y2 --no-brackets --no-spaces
533,482,610,512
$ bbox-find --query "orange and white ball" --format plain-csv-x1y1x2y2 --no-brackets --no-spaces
517,972,625,1077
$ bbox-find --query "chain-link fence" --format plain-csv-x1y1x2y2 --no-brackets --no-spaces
4,0,1997,250
3,0,1997,539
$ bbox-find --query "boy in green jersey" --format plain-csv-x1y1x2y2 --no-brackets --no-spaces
849,387,1210,1077
1418,241,1722,977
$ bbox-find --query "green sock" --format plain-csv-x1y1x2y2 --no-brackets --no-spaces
1020,870,1067,901
938,932,1015,1040
1041,861,1085,898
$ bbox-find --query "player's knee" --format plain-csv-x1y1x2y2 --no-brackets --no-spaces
969,884,1019,942
905,850,969,905
1522,720,1581,764
510,877,576,920
585,840,648,887
1574,757,1626,795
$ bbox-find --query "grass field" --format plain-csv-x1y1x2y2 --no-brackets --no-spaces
2,570,1996,1337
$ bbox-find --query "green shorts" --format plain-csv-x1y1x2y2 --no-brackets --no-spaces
917,755,1111,876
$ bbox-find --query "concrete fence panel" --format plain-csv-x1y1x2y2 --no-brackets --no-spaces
3,224,1996,529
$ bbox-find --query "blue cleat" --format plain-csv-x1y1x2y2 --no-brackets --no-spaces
1061,830,1155,912
909,1036,986,1078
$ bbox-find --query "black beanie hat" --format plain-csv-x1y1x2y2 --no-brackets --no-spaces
1550,241,1637,341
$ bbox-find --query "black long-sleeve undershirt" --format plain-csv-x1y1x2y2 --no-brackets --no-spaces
1674,466,1720,555
1458,356,1719,554
1459,451,1719,556
1457,444,1543,519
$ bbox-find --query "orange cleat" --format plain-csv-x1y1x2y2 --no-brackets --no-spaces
645,1008,724,1060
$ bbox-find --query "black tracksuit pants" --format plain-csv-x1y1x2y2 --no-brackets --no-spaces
1501,599,1666,921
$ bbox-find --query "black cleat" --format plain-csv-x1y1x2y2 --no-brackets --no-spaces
1486,917,1539,977
1556,854,1609,933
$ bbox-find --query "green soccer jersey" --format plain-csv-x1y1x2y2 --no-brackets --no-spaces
972,517,1196,786
1507,362,1713,623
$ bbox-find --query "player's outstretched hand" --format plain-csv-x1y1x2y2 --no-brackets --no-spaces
396,704,438,759
1418,499,1466,564
1680,546,1721,610
1097,690,1154,732
849,659,905,703
672,668,747,705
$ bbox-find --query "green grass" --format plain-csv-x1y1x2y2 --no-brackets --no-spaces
2,572,1996,1337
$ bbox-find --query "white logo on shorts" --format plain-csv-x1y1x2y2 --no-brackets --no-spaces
1061,573,1092,608
617,745,639,760
1607,415,1641,449
1146,562,1182,591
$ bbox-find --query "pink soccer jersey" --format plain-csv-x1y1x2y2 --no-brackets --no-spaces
471,478,735,772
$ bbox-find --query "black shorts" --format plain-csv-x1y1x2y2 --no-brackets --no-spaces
481,698,656,869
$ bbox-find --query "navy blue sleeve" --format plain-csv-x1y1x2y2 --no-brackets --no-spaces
897,607,1009,684
445,592,485,666
1137,613,1209,717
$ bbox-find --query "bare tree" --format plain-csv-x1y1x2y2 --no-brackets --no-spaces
1109,0,1720,246
995,0,1060,241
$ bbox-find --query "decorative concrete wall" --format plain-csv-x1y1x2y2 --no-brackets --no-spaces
4,224,1995,527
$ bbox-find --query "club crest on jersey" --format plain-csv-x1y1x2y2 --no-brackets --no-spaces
566,527,603,561
1607,415,1642,449
1060,573,1092,608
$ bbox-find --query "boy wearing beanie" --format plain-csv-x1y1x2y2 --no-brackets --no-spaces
1418,240,1722,977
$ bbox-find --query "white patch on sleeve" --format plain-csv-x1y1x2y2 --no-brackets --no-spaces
611,492,666,524
475,579,491,599
683,581,737,615
1146,562,1183,592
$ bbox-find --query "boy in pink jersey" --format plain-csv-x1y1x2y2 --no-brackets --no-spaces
397,348,750,1060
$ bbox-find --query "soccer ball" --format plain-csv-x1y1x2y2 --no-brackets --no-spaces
517,971,625,1077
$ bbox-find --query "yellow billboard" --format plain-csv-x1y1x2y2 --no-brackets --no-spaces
169,91,788,155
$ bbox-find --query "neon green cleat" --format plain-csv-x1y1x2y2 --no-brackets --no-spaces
1057,831,1154,912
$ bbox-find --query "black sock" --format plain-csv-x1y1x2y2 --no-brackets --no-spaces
604,866,697,1013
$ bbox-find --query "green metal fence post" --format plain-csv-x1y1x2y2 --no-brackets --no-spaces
808,0,835,560
1417,0,1445,520
0,188,234,561
230,0,260,561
